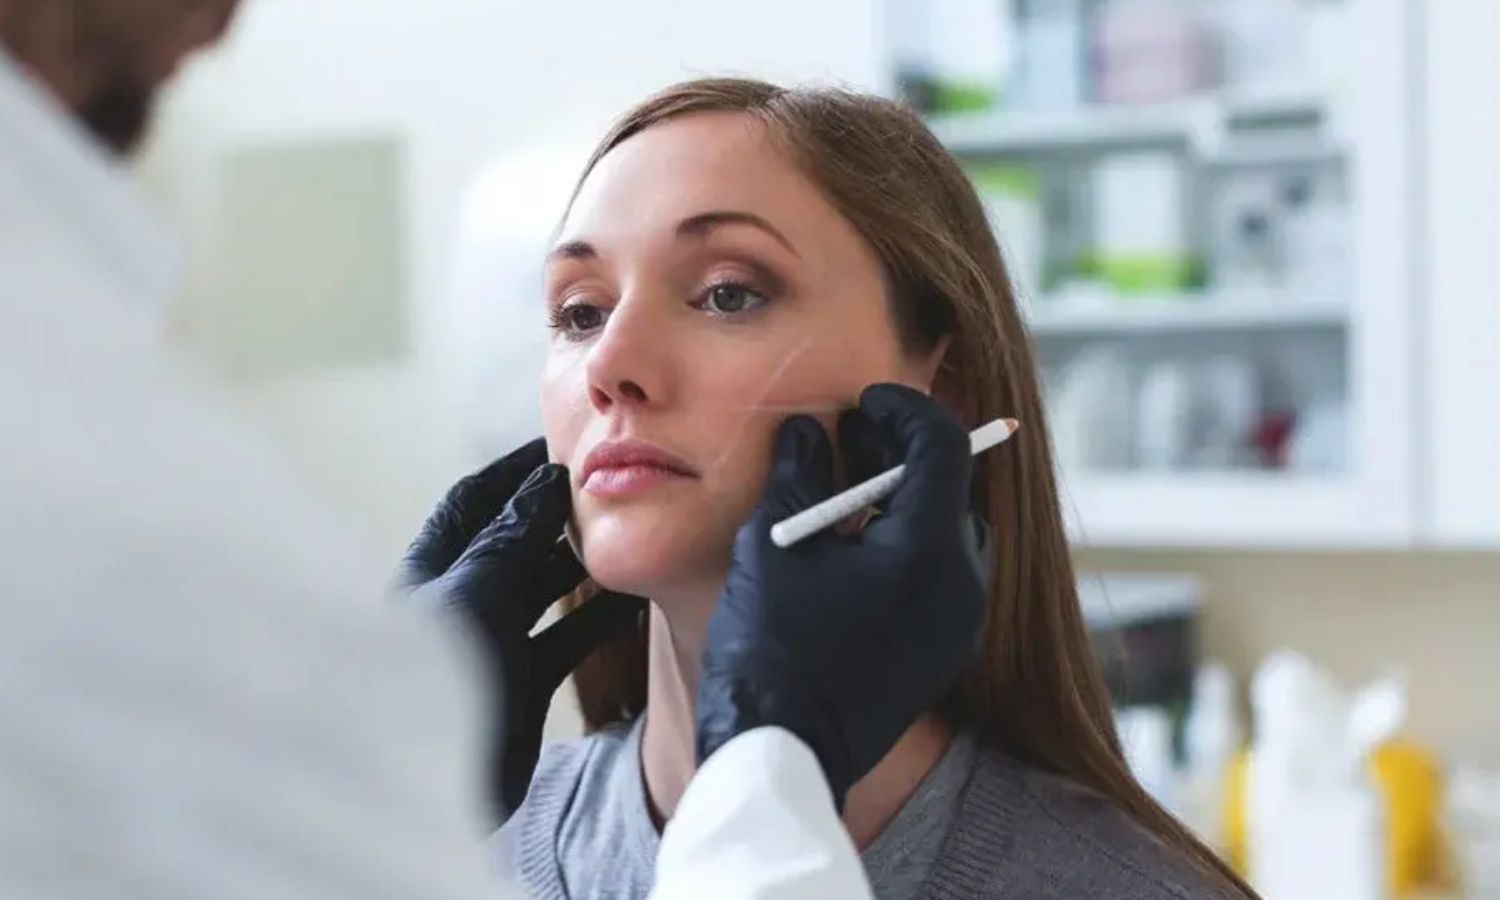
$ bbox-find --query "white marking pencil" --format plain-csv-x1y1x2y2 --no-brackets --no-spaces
769,417,1019,549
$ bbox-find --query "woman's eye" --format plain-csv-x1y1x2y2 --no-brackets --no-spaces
701,282,769,316
549,302,608,338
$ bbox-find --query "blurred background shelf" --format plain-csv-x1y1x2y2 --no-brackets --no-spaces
1218,85,1326,124
1203,137,1346,170
1026,295,1347,337
1059,472,1406,548
929,100,1217,155
928,88,1327,157
906,0,1415,550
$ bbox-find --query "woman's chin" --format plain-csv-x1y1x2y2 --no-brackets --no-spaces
577,520,731,599
583,544,697,597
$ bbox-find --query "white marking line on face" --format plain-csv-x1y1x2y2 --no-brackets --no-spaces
701,336,816,480
726,403,849,414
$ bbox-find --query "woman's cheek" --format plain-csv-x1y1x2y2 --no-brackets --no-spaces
539,357,589,466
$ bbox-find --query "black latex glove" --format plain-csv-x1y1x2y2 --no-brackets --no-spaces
696,384,989,808
396,438,644,825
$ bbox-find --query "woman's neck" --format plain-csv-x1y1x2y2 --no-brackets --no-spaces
638,594,953,848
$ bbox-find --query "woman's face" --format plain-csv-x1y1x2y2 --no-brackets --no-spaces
541,111,936,598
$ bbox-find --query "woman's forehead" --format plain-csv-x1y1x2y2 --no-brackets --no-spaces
559,112,837,249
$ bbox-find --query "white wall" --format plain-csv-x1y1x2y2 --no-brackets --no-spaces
137,0,887,548
1424,0,1500,544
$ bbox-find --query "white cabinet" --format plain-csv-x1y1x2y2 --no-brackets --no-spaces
914,0,1419,547
1424,1,1500,546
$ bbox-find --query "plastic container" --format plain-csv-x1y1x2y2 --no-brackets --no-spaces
1220,0,1309,94
1095,0,1215,105
1246,653,1401,900
1136,359,1194,470
1013,0,1087,109
967,164,1044,307
1092,152,1194,296
1182,663,1240,850
1449,765,1500,898
926,0,1012,113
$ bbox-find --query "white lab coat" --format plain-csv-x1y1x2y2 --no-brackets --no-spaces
0,47,872,900
0,49,494,899
652,727,873,900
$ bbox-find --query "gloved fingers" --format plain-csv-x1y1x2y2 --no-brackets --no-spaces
396,437,550,588
396,503,469,591
475,436,553,484
837,404,898,486
531,538,590,612
529,593,646,691
967,513,995,594
757,415,836,522
855,383,972,546
446,463,573,610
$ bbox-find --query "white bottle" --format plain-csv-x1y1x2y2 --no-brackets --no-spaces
1093,151,1190,295
1221,0,1309,94
1181,663,1239,848
1192,355,1260,470
1247,653,1386,900
1136,359,1193,470
926,0,1012,112
1050,347,1135,471
1118,706,1179,815
1281,174,1351,301
1015,0,1086,109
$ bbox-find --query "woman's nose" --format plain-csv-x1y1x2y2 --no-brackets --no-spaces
584,298,670,414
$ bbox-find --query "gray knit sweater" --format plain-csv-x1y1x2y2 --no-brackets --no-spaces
497,723,1235,899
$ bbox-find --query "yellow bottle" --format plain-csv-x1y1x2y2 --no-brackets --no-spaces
1223,741,1445,896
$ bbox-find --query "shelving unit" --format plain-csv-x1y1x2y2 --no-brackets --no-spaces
921,0,1416,548
1217,85,1326,124
1203,138,1346,170
930,99,1219,156
1025,295,1346,338
1058,473,1410,548
929,87,1327,158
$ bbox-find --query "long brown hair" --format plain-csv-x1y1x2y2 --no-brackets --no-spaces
562,77,1254,897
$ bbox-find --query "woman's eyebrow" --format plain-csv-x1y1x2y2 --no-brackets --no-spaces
677,210,801,259
546,240,597,265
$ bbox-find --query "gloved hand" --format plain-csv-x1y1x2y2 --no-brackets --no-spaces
696,383,989,808
396,438,644,825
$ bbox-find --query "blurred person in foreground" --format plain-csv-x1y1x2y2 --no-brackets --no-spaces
0,3,912,898
0,3,497,897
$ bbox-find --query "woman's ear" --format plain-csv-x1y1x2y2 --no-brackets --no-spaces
913,334,968,420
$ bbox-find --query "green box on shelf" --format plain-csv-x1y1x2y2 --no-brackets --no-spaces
964,162,1041,199
1074,253,1206,296
930,79,1002,115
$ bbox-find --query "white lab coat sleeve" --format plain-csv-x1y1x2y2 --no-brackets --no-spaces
650,726,873,900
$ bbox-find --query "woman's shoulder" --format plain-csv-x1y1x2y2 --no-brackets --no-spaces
493,722,645,896
940,745,1240,900
534,722,636,794
516,721,638,836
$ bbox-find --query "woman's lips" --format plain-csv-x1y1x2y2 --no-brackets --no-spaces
583,464,693,498
580,439,699,499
